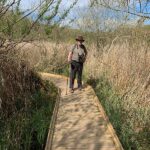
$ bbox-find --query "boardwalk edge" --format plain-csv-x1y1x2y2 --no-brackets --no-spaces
89,86,124,150
45,88,61,150
40,72,124,150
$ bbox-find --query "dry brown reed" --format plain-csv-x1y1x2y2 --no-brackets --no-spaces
17,41,69,72
0,41,45,118
18,37,150,108
19,35,150,149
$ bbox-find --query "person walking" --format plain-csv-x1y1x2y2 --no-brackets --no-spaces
68,36,87,93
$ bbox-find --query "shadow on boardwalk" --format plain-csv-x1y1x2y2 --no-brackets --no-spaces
40,73,123,150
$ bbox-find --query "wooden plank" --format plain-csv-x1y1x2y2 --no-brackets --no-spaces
89,86,124,150
41,73,124,150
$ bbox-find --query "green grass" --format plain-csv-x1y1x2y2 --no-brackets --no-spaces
0,81,58,150
87,76,150,150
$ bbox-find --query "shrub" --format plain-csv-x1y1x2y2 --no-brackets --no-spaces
0,42,58,149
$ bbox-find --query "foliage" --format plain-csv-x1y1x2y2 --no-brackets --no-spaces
0,60,58,149
0,0,78,41
87,76,150,150
0,39,58,149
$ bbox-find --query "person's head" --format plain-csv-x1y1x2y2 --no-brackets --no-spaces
76,36,85,45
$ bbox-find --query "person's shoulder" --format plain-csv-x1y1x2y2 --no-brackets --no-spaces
81,44,86,49
69,44,77,52
71,44,77,49
73,43,77,47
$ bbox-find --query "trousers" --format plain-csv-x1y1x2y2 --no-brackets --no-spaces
69,60,83,89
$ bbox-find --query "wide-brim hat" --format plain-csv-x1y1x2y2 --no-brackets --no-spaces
76,36,85,42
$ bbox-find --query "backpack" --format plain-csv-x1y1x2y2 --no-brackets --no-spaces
78,53,86,63
72,44,86,63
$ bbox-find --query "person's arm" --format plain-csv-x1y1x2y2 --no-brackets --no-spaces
68,45,75,63
68,52,72,63
84,46,88,57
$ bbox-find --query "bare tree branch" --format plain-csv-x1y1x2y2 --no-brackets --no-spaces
90,0,150,19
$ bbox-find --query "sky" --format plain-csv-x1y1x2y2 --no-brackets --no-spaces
19,0,89,26
19,0,150,28
19,0,80,19
20,0,89,10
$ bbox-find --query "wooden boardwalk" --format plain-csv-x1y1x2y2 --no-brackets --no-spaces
40,73,123,150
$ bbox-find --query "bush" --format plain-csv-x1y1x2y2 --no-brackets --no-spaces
88,76,150,150
0,75,57,150
0,43,58,149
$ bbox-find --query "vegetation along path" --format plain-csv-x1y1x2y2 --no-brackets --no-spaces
40,73,124,150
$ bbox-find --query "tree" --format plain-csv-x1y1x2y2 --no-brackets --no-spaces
0,0,78,42
90,0,150,20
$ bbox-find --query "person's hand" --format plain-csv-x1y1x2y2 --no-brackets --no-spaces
68,60,72,64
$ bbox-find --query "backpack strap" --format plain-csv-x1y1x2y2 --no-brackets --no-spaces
72,44,77,54
72,44,87,56
80,44,87,56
